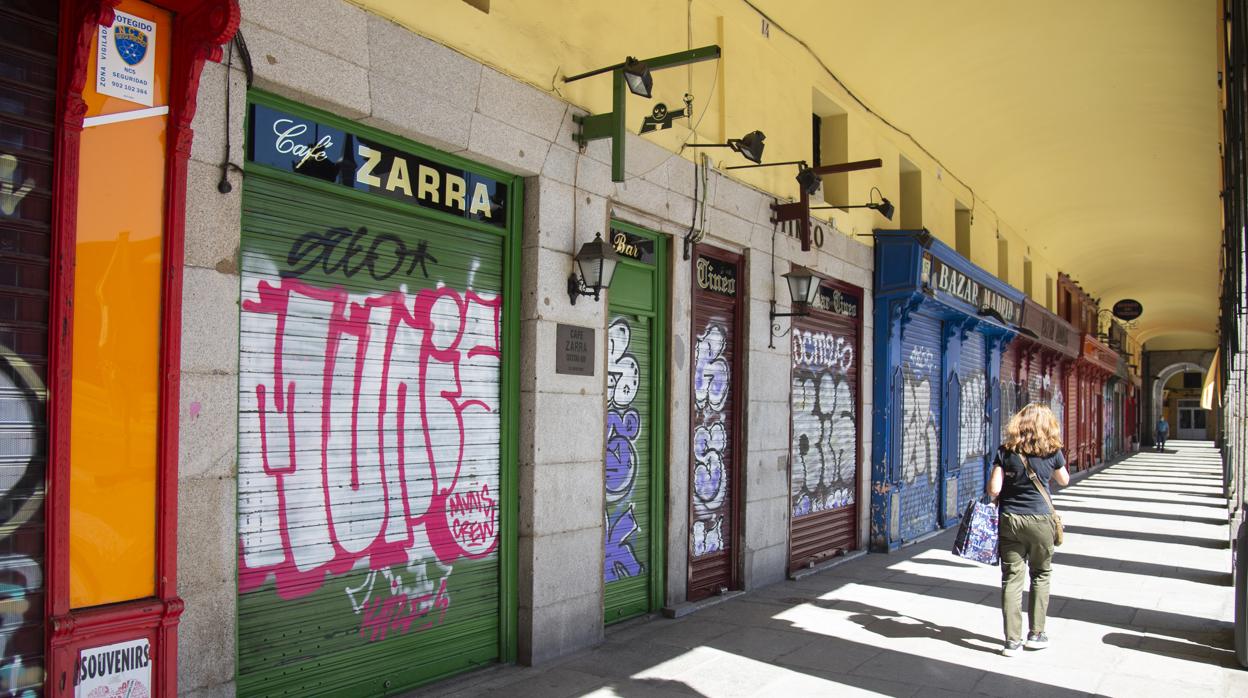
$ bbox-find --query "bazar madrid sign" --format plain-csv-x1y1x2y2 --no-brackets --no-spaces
922,253,1021,324
248,102,508,227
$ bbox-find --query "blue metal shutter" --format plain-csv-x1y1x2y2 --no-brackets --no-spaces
897,312,942,542
956,332,988,512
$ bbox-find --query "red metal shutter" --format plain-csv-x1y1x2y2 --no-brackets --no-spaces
0,1,59,693
688,246,741,599
788,288,861,572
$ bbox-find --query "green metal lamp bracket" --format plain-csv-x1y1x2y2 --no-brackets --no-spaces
569,45,721,182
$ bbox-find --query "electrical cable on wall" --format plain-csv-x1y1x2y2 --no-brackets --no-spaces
217,31,253,195
740,0,999,227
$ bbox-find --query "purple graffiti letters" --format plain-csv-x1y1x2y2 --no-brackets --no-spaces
604,318,645,582
691,323,730,557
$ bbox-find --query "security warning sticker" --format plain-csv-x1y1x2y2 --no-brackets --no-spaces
96,9,157,106
75,638,152,698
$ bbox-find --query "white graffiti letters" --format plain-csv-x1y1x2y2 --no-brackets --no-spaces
901,351,939,485
790,330,856,517
237,276,502,600
958,372,987,463
691,323,730,557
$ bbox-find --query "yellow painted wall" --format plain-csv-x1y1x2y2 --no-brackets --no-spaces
353,0,1062,302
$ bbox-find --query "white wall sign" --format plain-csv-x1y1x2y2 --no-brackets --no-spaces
75,638,152,698
96,10,157,106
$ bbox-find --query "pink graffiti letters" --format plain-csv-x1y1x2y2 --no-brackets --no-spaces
238,275,502,600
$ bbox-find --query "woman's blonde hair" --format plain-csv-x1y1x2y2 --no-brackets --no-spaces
1002,403,1063,455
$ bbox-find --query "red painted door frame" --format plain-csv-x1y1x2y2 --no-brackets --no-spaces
46,1,237,693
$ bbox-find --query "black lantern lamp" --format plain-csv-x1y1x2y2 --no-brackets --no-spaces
568,233,621,305
684,130,766,164
768,266,825,348
811,186,894,220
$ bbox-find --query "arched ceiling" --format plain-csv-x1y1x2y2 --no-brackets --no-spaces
754,0,1222,348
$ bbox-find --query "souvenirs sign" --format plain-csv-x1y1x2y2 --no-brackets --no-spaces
97,10,157,106
75,638,152,697
921,253,1021,324
248,103,509,228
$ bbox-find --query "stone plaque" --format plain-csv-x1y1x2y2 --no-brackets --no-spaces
556,323,595,376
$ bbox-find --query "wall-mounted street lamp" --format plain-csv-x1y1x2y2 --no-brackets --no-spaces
763,159,884,251
810,186,895,221
566,45,721,182
682,130,767,164
568,233,621,305
769,266,825,348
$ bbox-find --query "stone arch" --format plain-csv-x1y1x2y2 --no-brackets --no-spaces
1151,361,1205,442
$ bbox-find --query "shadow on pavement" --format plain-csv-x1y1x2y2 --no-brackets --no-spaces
830,600,1002,654
1061,524,1228,549
1055,490,1228,509
1101,631,1240,668
1053,503,1226,526
1048,551,1231,586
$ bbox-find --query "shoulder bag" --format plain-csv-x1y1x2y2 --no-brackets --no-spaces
1021,454,1064,546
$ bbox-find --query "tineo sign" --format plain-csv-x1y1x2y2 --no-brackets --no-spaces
922,254,1020,324
696,257,736,296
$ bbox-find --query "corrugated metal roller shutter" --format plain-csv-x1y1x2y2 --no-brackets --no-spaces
897,312,942,542
956,332,988,513
688,248,739,599
0,1,57,693
1049,363,1067,441
237,173,504,695
604,310,652,621
1066,367,1079,466
789,309,859,572
1000,343,1020,420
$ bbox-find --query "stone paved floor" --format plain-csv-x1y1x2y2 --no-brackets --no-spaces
418,441,1246,697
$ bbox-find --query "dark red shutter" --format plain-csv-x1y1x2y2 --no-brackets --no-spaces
688,246,742,600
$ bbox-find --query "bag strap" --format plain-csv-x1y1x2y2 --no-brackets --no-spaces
1020,454,1057,516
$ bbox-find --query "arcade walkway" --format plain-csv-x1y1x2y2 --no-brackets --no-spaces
422,442,1244,697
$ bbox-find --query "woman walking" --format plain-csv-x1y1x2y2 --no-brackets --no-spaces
988,403,1070,656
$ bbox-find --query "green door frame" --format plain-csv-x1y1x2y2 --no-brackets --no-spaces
236,90,522,680
603,220,668,622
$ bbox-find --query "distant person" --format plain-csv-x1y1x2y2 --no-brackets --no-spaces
1156,417,1169,451
988,403,1070,657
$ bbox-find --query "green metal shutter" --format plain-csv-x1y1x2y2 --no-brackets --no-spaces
236,173,505,696
603,225,666,624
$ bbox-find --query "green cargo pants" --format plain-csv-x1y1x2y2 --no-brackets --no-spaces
999,513,1056,642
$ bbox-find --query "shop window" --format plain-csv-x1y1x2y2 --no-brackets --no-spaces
1023,258,1033,298
812,91,848,205
900,155,921,228
955,201,972,259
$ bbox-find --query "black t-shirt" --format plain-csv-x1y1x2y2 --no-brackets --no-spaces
994,447,1067,516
